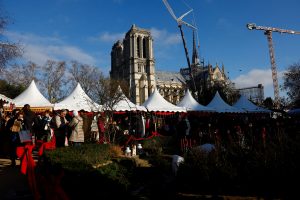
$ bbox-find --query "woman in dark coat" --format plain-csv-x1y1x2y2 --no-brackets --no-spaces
6,110,23,167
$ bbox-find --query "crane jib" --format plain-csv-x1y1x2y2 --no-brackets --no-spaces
246,22,300,109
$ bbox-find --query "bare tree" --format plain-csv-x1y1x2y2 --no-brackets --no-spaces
94,77,129,144
283,62,300,107
0,13,22,72
39,60,67,103
68,61,103,100
89,71,107,104
94,76,129,106
3,61,38,86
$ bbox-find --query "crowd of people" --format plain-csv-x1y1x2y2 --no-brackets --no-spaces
0,105,107,166
0,103,299,166
162,112,300,152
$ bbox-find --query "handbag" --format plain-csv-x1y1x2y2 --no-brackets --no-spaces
10,120,21,132
18,130,32,143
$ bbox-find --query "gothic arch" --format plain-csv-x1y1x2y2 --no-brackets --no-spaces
139,74,147,104
137,36,141,58
143,37,147,58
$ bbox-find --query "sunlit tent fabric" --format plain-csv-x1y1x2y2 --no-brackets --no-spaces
0,94,14,104
103,86,146,112
142,88,186,112
206,91,243,113
233,95,271,113
177,89,215,112
54,83,101,112
13,80,53,108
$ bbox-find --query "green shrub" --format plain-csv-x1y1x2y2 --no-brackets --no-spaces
41,144,136,199
97,159,133,189
44,143,112,172
142,136,175,155
177,138,300,198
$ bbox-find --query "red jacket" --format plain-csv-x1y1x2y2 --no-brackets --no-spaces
98,119,105,133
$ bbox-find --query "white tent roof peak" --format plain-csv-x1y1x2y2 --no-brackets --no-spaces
233,95,271,113
215,91,222,100
103,85,146,111
207,91,243,113
177,89,215,112
54,82,101,112
115,85,129,98
116,85,123,93
13,80,53,107
142,88,186,112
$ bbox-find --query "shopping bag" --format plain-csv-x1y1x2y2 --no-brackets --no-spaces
19,130,32,143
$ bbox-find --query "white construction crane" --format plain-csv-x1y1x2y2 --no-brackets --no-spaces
162,0,197,93
247,23,300,109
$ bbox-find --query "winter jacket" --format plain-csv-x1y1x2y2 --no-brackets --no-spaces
69,116,84,143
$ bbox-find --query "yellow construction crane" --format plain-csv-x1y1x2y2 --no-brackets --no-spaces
247,23,300,109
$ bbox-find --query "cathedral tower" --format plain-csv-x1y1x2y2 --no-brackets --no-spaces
110,24,156,105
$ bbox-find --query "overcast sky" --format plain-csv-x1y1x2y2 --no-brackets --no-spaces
2,0,300,98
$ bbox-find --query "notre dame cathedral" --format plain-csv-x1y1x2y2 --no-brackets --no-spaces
110,24,229,105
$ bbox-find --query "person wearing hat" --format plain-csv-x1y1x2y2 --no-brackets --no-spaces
69,110,84,146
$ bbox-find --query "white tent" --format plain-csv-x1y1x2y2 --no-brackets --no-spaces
233,95,271,113
206,91,243,113
0,94,14,104
288,108,300,115
54,83,101,112
177,89,215,112
13,80,53,108
142,88,186,112
111,94,147,112
103,86,146,112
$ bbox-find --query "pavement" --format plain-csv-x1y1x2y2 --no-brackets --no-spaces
0,158,33,200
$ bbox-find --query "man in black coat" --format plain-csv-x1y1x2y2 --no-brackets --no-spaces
22,104,36,132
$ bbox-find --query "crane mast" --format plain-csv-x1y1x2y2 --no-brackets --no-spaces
162,0,197,95
247,23,300,109
178,23,197,94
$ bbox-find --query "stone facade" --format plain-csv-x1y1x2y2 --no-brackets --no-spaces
180,31,231,94
155,71,186,104
110,25,235,105
208,63,228,86
111,24,156,105
111,24,185,105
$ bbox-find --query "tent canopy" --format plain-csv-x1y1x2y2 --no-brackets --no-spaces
206,91,243,113
54,83,101,112
142,88,186,112
13,80,53,108
0,94,14,104
287,108,300,115
103,86,146,112
233,95,271,113
177,89,215,112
